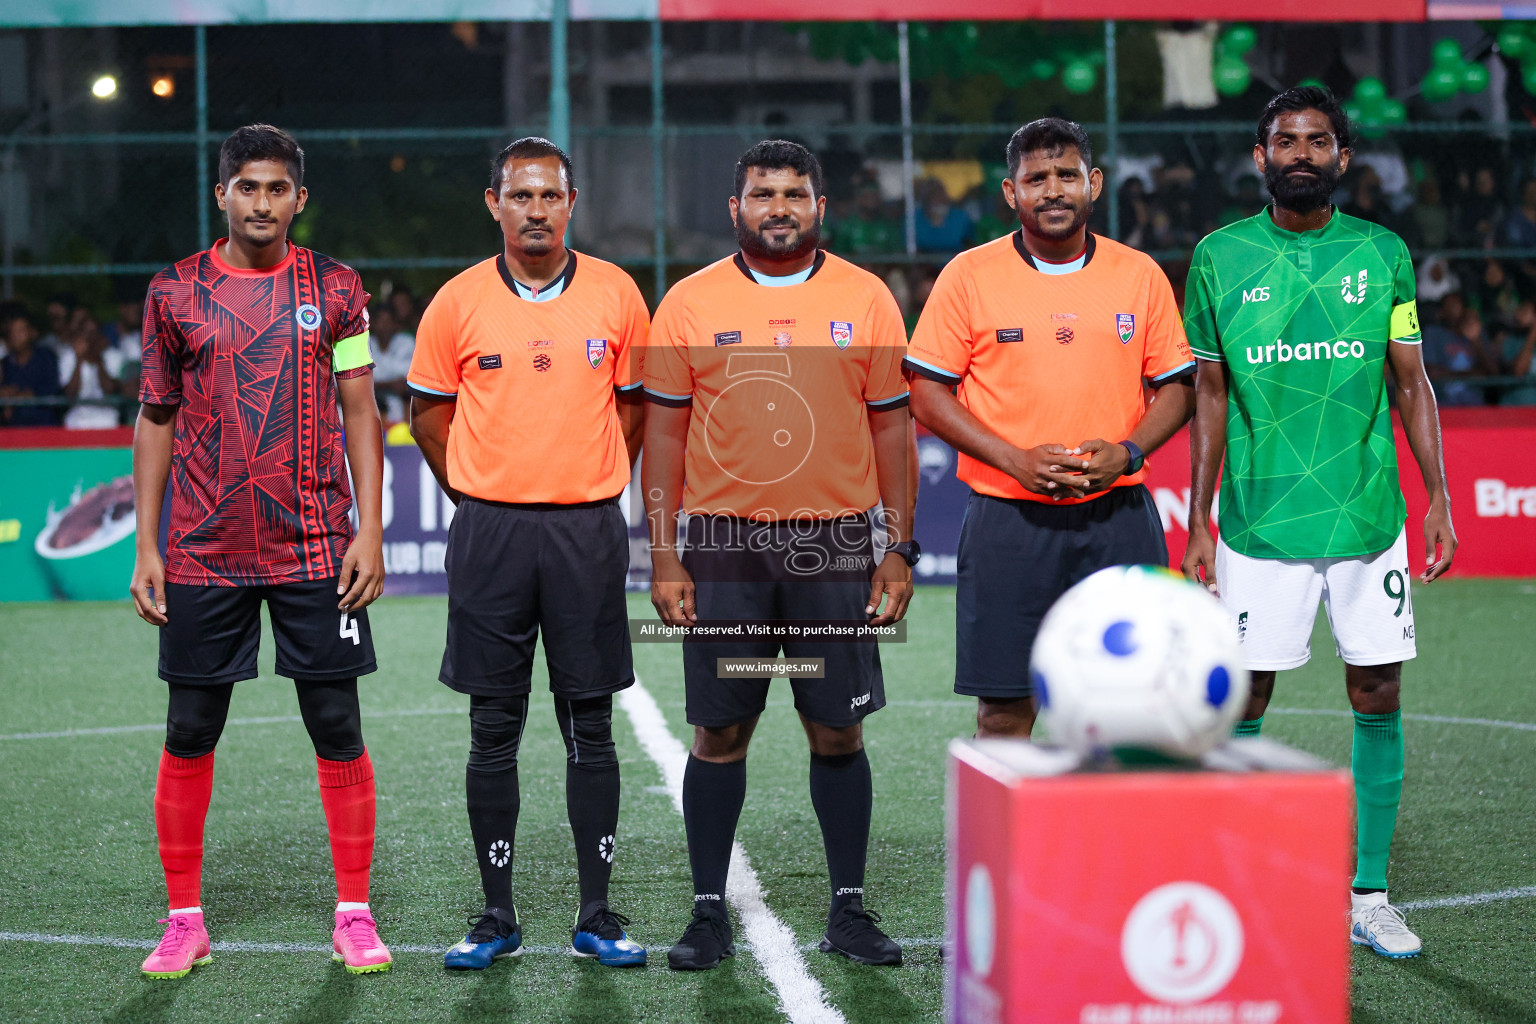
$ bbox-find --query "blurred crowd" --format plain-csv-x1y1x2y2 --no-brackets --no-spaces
0,286,423,428
8,151,1536,428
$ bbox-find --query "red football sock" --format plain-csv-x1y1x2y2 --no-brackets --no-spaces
154,749,215,911
316,750,376,904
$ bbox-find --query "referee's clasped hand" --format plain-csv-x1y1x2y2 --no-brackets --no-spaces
1008,443,1092,500
1071,439,1133,494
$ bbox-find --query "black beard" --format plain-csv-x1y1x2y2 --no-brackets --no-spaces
1265,160,1340,214
1020,198,1092,242
737,215,821,263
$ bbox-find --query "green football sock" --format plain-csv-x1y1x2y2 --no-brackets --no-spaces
1351,709,1403,890
1233,716,1264,737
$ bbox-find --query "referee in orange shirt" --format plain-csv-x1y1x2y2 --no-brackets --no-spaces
907,118,1196,740
644,140,914,970
408,137,648,968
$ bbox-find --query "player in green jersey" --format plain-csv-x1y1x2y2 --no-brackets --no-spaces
1181,86,1457,959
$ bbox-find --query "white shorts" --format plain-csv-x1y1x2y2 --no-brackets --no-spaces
1214,529,1418,671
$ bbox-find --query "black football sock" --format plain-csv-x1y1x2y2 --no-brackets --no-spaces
568,762,621,918
809,749,872,919
682,754,746,916
466,765,519,912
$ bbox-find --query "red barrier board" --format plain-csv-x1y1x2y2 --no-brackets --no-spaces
1142,407,1536,578
946,740,1353,1024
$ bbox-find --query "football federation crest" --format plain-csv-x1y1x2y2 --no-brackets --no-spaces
586,338,607,368
1116,313,1135,344
830,321,854,349
295,303,322,331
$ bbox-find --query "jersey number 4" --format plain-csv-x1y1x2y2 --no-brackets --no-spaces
339,612,361,646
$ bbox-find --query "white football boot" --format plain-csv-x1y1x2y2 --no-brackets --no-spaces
1350,891,1422,959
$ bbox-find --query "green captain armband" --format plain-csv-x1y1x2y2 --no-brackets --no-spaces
333,331,372,372
1389,301,1421,342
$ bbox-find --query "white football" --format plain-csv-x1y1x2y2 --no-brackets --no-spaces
1030,565,1250,759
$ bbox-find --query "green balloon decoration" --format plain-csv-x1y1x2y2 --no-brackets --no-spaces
1524,62,1536,96
1297,77,1326,90
1498,26,1528,59
1422,66,1460,102
1220,24,1257,56
1030,58,1057,81
1431,37,1464,70
1381,98,1407,125
1214,54,1251,97
1354,76,1387,104
1062,60,1097,94
1462,61,1491,94
1344,101,1365,125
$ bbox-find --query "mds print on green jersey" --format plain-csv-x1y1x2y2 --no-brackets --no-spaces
1183,209,1422,560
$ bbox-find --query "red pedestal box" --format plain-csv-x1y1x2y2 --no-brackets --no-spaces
946,740,1354,1024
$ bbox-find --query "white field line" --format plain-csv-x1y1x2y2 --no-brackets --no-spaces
616,678,844,1024
1397,886,1536,911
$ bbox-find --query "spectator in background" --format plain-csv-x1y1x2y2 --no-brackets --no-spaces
368,303,414,423
1118,177,1153,248
1410,178,1449,251
1503,179,1536,249
105,298,145,362
0,299,26,359
914,179,973,253
58,311,125,430
1422,300,1495,407
38,293,77,355
972,184,1019,245
1499,299,1536,405
0,309,63,426
904,264,939,335
830,185,899,255
389,287,419,331
1416,254,1459,306
1218,176,1262,228
1342,167,1404,237
1471,258,1520,321
1454,167,1503,248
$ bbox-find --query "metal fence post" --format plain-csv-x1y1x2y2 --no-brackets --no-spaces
651,17,666,306
195,24,210,250
1104,19,1119,241
549,0,570,151
899,21,916,256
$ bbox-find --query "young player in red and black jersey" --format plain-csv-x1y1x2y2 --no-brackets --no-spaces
129,125,391,979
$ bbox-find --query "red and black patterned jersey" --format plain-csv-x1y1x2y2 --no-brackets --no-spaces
140,240,373,587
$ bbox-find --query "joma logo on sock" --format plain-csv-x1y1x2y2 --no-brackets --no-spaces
835,888,863,896
695,894,722,901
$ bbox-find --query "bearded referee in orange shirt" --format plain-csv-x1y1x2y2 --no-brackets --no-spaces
644,140,914,970
907,118,1196,740
408,137,648,968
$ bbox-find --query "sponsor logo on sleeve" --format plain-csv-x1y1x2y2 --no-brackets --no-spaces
995,328,1023,344
830,320,854,348
714,331,742,347
477,354,503,370
587,338,608,368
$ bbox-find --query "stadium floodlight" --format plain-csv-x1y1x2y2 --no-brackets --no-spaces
151,75,175,98
91,74,118,99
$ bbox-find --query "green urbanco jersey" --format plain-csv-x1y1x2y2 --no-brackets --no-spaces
1183,208,1422,559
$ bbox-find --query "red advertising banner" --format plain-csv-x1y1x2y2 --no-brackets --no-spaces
1143,407,1536,579
659,0,1424,20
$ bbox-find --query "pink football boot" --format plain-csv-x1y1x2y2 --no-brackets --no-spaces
141,913,212,979
332,909,392,974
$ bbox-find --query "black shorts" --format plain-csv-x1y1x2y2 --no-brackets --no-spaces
681,514,884,729
158,577,377,685
440,496,634,699
955,485,1167,700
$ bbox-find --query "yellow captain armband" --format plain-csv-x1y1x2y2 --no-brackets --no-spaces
333,331,372,371
1389,301,1421,341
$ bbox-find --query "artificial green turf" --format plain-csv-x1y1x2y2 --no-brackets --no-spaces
0,580,1532,1023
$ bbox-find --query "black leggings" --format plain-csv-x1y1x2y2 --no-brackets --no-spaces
467,693,617,773
164,679,365,761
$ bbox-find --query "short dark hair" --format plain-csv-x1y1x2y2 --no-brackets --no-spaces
218,124,304,187
1256,86,1353,151
1006,118,1093,177
490,136,574,194
734,140,824,200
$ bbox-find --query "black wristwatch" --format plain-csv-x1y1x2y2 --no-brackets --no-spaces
1118,440,1146,474
888,540,922,567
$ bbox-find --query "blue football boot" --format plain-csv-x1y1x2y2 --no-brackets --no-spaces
444,906,522,970
571,904,647,967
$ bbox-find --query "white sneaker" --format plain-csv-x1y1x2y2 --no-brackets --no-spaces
1350,892,1422,959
